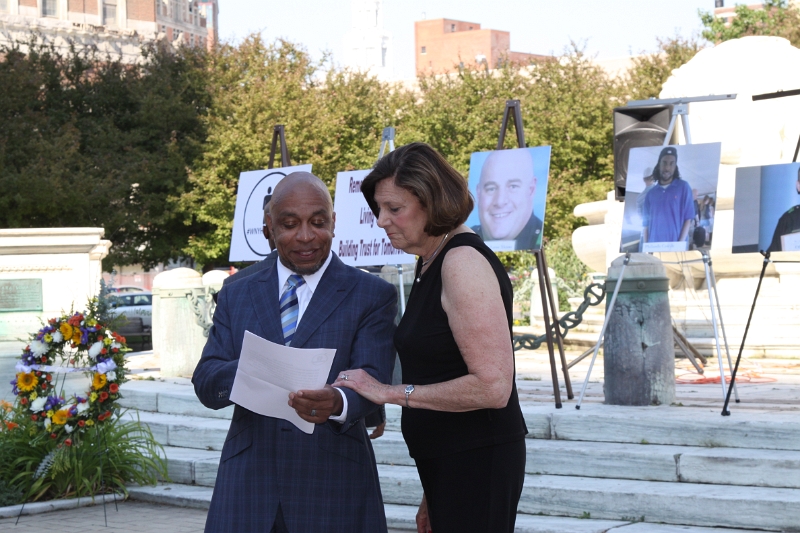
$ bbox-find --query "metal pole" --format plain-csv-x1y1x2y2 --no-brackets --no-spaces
537,255,562,408
723,253,770,415
707,255,739,403
701,253,728,402
396,264,406,316
577,253,631,409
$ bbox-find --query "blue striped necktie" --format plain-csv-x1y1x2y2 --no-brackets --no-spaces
280,274,305,346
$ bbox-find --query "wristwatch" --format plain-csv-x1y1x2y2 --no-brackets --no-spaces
404,384,415,408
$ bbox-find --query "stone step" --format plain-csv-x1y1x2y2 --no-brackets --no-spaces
376,464,800,531
525,403,800,451
123,389,800,454
126,483,658,533
157,430,800,491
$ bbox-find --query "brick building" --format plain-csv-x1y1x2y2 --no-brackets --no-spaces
415,18,548,75
0,0,217,62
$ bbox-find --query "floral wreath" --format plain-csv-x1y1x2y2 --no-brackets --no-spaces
9,304,129,447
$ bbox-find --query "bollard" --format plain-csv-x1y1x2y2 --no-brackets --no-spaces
603,254,675,406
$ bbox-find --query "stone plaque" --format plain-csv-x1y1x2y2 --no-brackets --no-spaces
0,279,44,312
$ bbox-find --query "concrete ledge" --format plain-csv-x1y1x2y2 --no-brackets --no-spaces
0,493,124,519
518,474,800,531
127,483,212,510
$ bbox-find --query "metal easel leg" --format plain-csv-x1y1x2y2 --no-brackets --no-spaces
537,254,562,408
723,253,770,415
701,253,728,402
707,255,739,403
539,250,573,399
396,264,406,316
576,253,631,409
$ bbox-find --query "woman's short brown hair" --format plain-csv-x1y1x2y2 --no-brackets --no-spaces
361,142,474,237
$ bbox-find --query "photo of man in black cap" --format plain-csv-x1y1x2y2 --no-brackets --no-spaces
768,166,800,252
641,146,696,245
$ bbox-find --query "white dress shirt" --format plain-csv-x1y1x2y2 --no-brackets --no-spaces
276,252,348,422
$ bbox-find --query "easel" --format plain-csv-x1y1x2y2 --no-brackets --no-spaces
577,95,739,409
267,124,291,169
498,100,573,407
723,87,800,414
375,126,409,315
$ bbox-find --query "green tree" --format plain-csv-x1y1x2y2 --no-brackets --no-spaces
0,41,210,269
625,35,705,100
700,0,800,46
181,35,402,267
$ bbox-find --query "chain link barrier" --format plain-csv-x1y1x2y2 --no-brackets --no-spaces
512,282,606,352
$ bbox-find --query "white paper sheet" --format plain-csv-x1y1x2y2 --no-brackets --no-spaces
230,330,336,434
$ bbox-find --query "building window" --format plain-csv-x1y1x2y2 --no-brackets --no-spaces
42,0,57,17
469,26,473,30
104,0,118,26
421,46,426,54
0,0,7,13
451,23,456,31
161,25,167,34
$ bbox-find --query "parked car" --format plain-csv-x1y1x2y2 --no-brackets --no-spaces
108,292,153,329
106,285,147,293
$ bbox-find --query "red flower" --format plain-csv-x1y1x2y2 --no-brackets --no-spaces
109,383,119,394
50,433,57,439
97,335,104,341
98,413,106,421
41,356,47,363
112,348,119,353
36,371,42,377
99,392,109,402
31,414,38,421
20,397,28,405
104,410,111,418
46,374,52,382
41,382,47,389
4,421,19,430
78,420,85,427
64,438,72,446
100,348,107,355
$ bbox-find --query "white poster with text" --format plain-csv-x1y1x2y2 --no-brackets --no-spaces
229,165,312,262
332,169,416,267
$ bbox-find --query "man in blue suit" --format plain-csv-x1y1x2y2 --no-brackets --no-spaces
193,172,397,532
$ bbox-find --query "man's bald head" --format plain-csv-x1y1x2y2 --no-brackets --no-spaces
270,172,333,212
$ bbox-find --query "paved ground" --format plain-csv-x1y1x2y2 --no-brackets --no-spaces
0,500,208,532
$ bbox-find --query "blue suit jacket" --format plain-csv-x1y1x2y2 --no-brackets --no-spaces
193,254,397,533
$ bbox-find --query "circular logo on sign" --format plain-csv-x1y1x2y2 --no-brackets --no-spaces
243,171,287,256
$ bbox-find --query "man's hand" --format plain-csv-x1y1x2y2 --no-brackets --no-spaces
369,420,386,440
288,384,343,424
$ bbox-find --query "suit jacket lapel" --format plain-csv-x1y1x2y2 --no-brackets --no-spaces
250,264,285,344
291,255,354,348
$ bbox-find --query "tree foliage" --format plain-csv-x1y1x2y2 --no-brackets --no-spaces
700,0,800,46
0,41,210,269
180,36,404,266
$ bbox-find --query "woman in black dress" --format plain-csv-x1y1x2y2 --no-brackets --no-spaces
334,142,527,533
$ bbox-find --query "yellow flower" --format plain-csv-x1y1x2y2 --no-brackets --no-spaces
92,373,107,390
59,322,73,340
46,409,54,418
30,392,37,400
86,420,95,426
90,392,98,402
52,409,70,425
86,318,97,327
72,329,82,344
103,337,113,346
43,333,53,342
16,372,38,392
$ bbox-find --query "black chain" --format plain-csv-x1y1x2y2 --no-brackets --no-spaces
512,282,606,351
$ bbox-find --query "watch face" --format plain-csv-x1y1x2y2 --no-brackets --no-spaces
405,385,414,394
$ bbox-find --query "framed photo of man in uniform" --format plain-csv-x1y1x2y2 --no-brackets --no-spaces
732,163,800,253
619,143,721,254
466,146,551,252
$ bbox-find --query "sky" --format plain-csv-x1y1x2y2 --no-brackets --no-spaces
217,0,715,80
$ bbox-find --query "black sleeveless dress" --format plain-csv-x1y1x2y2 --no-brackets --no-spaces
395,233,527,532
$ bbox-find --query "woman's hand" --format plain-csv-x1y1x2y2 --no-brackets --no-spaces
416,494,432,533
333,369,391,405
